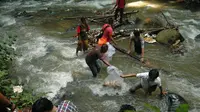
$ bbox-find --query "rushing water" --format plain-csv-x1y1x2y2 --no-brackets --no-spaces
1,0,200,112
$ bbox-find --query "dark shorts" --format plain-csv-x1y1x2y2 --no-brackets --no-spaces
86,60,101,77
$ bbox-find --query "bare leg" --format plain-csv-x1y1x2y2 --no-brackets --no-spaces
129,82,142,94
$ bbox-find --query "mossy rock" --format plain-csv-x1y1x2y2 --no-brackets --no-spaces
156,29,181,46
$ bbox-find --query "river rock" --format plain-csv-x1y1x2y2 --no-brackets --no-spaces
195,34,200,42
156,29,183,46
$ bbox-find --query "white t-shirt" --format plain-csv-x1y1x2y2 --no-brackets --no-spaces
136,72,161,90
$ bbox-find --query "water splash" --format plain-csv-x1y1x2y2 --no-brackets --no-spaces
14,27,88,98
0,15,16,27
88,82,130,97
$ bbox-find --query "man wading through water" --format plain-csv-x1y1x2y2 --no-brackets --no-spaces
121,69,166,97
85,44,112,78
128,30,145,62
113,0,126,23
75,17,90,56
98,18,117,46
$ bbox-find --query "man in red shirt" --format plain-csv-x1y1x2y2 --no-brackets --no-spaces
113,0,126,23
98,18,117,46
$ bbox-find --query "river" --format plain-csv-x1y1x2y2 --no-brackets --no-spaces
0,0,200,112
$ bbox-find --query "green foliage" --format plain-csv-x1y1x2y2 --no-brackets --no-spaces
144,103,161,112
0,70,45,109
176,104,189,112
143,103,189,112
10,90,46,109
0,35,16,71
0,70,13,96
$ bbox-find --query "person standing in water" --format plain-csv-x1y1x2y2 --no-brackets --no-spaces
75,17,90,56
128,30,145,62
120,69,165,97
113,0,126,23
85,44,111,78
98,18,117,46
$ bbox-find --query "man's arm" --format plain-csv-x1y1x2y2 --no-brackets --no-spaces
140,47,144,62
101,59,111,66
140,38,145,62
0,93,16,111
0,93,10,106
159,86,163,95
120,74,136,78
159,86,167,97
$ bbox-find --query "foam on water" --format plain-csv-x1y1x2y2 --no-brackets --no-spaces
16,36,47,64
21,0,42,8
22,64,74,98
102,100,119,112
165,74,200,109
183,19,200,25
60,47,76,59
179,25,200,40
0,15,16,27
37,71,73,98
88,82,130,97
14,27,88,98
74,0,113,9
163,9,200,40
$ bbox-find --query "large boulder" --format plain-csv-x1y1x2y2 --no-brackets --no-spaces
156,29,184,46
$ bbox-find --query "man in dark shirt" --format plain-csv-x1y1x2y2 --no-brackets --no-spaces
85,44,111,77
128,30,145,62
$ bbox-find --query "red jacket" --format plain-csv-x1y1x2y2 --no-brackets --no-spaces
116,0,125,8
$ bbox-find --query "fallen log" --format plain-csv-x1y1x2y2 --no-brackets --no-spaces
111,44,157,68
143,27,165,35
62,10,139,20
111,44,141,61
94,10,139,20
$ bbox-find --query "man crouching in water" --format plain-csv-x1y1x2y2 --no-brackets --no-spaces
85,44,111,78
121,69,165,97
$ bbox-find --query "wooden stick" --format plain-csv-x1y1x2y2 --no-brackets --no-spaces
111,44,141,61
160,11,172,27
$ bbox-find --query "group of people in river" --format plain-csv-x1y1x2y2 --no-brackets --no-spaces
0,0,187,112
73,0,166,111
